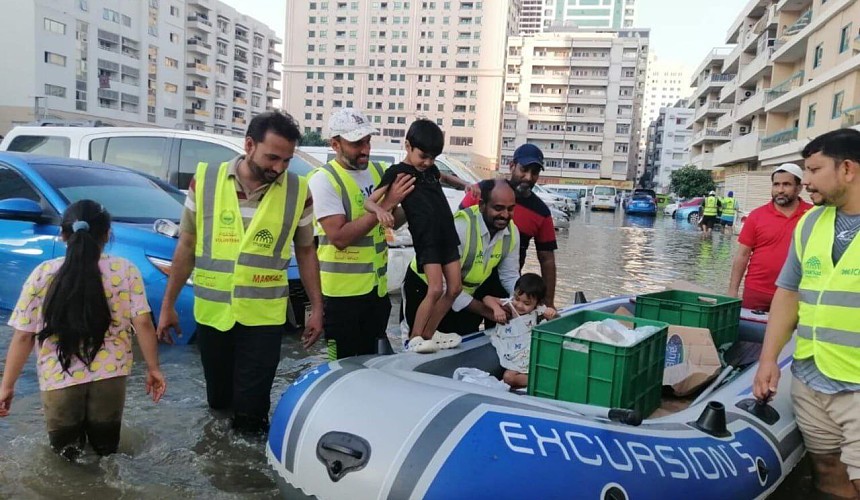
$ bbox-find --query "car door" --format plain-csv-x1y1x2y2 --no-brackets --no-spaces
172,138,243,190
88,135,172,181
0,164,60,309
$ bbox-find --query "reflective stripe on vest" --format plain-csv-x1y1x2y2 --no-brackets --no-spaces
410,205,517,295
703,196,719,216
315,159,388,297
722,197,735,216
793,206,860,383
193,161,306,331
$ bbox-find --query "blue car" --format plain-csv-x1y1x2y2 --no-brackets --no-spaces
674,205,702,224
0,153,197,344
623,195,657,216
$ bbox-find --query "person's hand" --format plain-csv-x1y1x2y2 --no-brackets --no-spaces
753,360,780,402
466,183,481,200
156,307,181,345
0,385,14,417
302,309,324,349
382,174,416,208
543,307,558,320
482,296,508,324
146,369,166,403
374,208,395,228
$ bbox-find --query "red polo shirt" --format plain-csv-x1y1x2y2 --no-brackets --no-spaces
738,200,812,295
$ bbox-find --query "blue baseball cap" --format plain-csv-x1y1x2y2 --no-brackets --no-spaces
512,144,544,170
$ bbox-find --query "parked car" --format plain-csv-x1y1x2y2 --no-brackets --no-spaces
624,194,657,216
0,153,197,344
666,197,704,218
591,185,618,211
675,204,703,224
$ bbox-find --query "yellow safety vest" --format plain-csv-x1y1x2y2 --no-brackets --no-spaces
703,196,719,216
410,205,518,295
722,197,736,217
793,206,860,383
314,159,388,297
193,161,307,331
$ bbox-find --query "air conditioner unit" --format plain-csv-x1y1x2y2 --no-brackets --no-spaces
743,90,753,98
739,126,749,135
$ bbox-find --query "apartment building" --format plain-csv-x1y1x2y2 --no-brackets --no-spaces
521,0,636,32
0,0,281,136
502,29,649,186
692,0,860,210
686,48,735,171
282,1,517,170
644,100,694,192
519,0,542,34
637,53,692,176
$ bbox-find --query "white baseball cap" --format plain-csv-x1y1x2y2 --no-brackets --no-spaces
326,108,379,141
773,163,804,181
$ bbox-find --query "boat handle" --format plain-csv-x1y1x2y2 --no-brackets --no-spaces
321,442,364,459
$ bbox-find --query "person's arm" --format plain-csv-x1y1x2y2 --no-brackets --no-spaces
131,314,166,403
294,242,325,348
537,250,557,308
752,288,799,401
363,185,395,228
0,331,35,416
439,172,469,190
320,173,414,250
156,229,196,343
464,297,503,323
727,243,752,297
498,230,520,297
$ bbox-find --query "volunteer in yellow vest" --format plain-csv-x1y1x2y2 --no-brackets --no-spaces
308,108,414,360
156,111,324,435
699,190,722,236
754,129,860,498
403,179,520,336
720,190,737,234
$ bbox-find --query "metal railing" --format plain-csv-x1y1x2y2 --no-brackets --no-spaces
764,70,804,103
761,127,798,150
842,105,860,128
783,9,811,37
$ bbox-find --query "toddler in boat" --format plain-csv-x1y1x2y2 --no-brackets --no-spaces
483,273,557,389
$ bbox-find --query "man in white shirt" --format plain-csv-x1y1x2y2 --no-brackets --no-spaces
402,179,520,335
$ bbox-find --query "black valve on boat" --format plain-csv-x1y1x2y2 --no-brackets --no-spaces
317,432,372,482
376,336,394,355
693,401,731,437
607,408,642,426
574,291,588,304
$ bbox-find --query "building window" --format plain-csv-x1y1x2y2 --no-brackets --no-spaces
44,51,66,66
121,15,131,27
164,57,178,68
831,91,844,119
839,24,852,53
170,32,179,43
813,44,823,68
44,18,66,34
807,103,816,127
169,5,180,16
44,84,67,97
164,108,177,118
164,82,178,93
79,0,88,11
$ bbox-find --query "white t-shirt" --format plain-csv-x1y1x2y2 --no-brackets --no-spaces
486,303,546,373
308,166,377,220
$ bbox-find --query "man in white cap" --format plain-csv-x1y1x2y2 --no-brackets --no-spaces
308,108,414,359
727,163,811,311
699,190,722,236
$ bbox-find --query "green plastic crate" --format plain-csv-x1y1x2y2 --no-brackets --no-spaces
634,290,742,349
527,310,669,416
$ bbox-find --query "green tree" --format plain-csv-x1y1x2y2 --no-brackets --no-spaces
300,130,328,146
670,165,716,199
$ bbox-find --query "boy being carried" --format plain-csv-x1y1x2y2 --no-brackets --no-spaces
365,119,470,353
483,273,557,389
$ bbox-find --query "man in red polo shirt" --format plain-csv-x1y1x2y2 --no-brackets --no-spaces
460,144,557,308
727,163,812,311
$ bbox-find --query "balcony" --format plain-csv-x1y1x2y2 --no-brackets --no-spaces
184,108,210,121
764,70,805,112
694,101,732,121
761,127,798,150
738,47,775,87
235,33,250,45
185,62,211,74
268,66,282,77
735,91,766,121
187,15,213,32
692,73,737,100
188,0,211,6
716,112,735,132
187,38,212,53
719,75,739,102
692,128,731,145
266,85,280,98
233,117,247,126
185,85,211,97
233,97,248,106
772,9,813,63
691,152,714,170
712,130,762,166
842,105,860,128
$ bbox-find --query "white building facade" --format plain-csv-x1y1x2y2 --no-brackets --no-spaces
503,29,649,187
525,0,636,32
282,0,518,170
0,0,281,136
646,101,694,192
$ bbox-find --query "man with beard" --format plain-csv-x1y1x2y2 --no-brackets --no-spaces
727,163,811,311
403,179,520,335
308,108,414,359
460,144,557,308
157,111,324,434
754,129,860,498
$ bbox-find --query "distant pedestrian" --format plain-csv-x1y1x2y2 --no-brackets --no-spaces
699,190,721,236
720,190,738,233
0,200,166,459
727,164,811,311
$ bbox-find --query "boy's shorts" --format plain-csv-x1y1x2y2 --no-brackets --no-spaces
41,376,126,456
791,375,860,480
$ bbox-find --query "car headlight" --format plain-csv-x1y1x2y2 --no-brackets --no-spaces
147,256,194,286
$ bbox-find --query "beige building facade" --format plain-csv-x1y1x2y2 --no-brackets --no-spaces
690,0,860,210
502,29,649,187
282,1,517,170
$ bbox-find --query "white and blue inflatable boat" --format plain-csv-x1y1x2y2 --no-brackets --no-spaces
267,296,803,499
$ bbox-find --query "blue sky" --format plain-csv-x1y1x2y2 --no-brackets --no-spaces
223,0,751,69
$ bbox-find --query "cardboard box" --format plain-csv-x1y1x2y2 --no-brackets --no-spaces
662,325,722,396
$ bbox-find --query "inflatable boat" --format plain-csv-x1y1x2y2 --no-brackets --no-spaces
267,296,803,499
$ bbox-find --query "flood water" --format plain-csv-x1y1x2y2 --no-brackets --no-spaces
0,209,811,498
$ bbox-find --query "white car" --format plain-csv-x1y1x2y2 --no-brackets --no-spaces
663,202,679,216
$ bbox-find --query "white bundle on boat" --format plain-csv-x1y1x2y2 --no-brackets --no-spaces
564,319,661,347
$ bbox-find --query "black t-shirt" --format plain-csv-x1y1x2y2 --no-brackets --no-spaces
378,162,458,249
